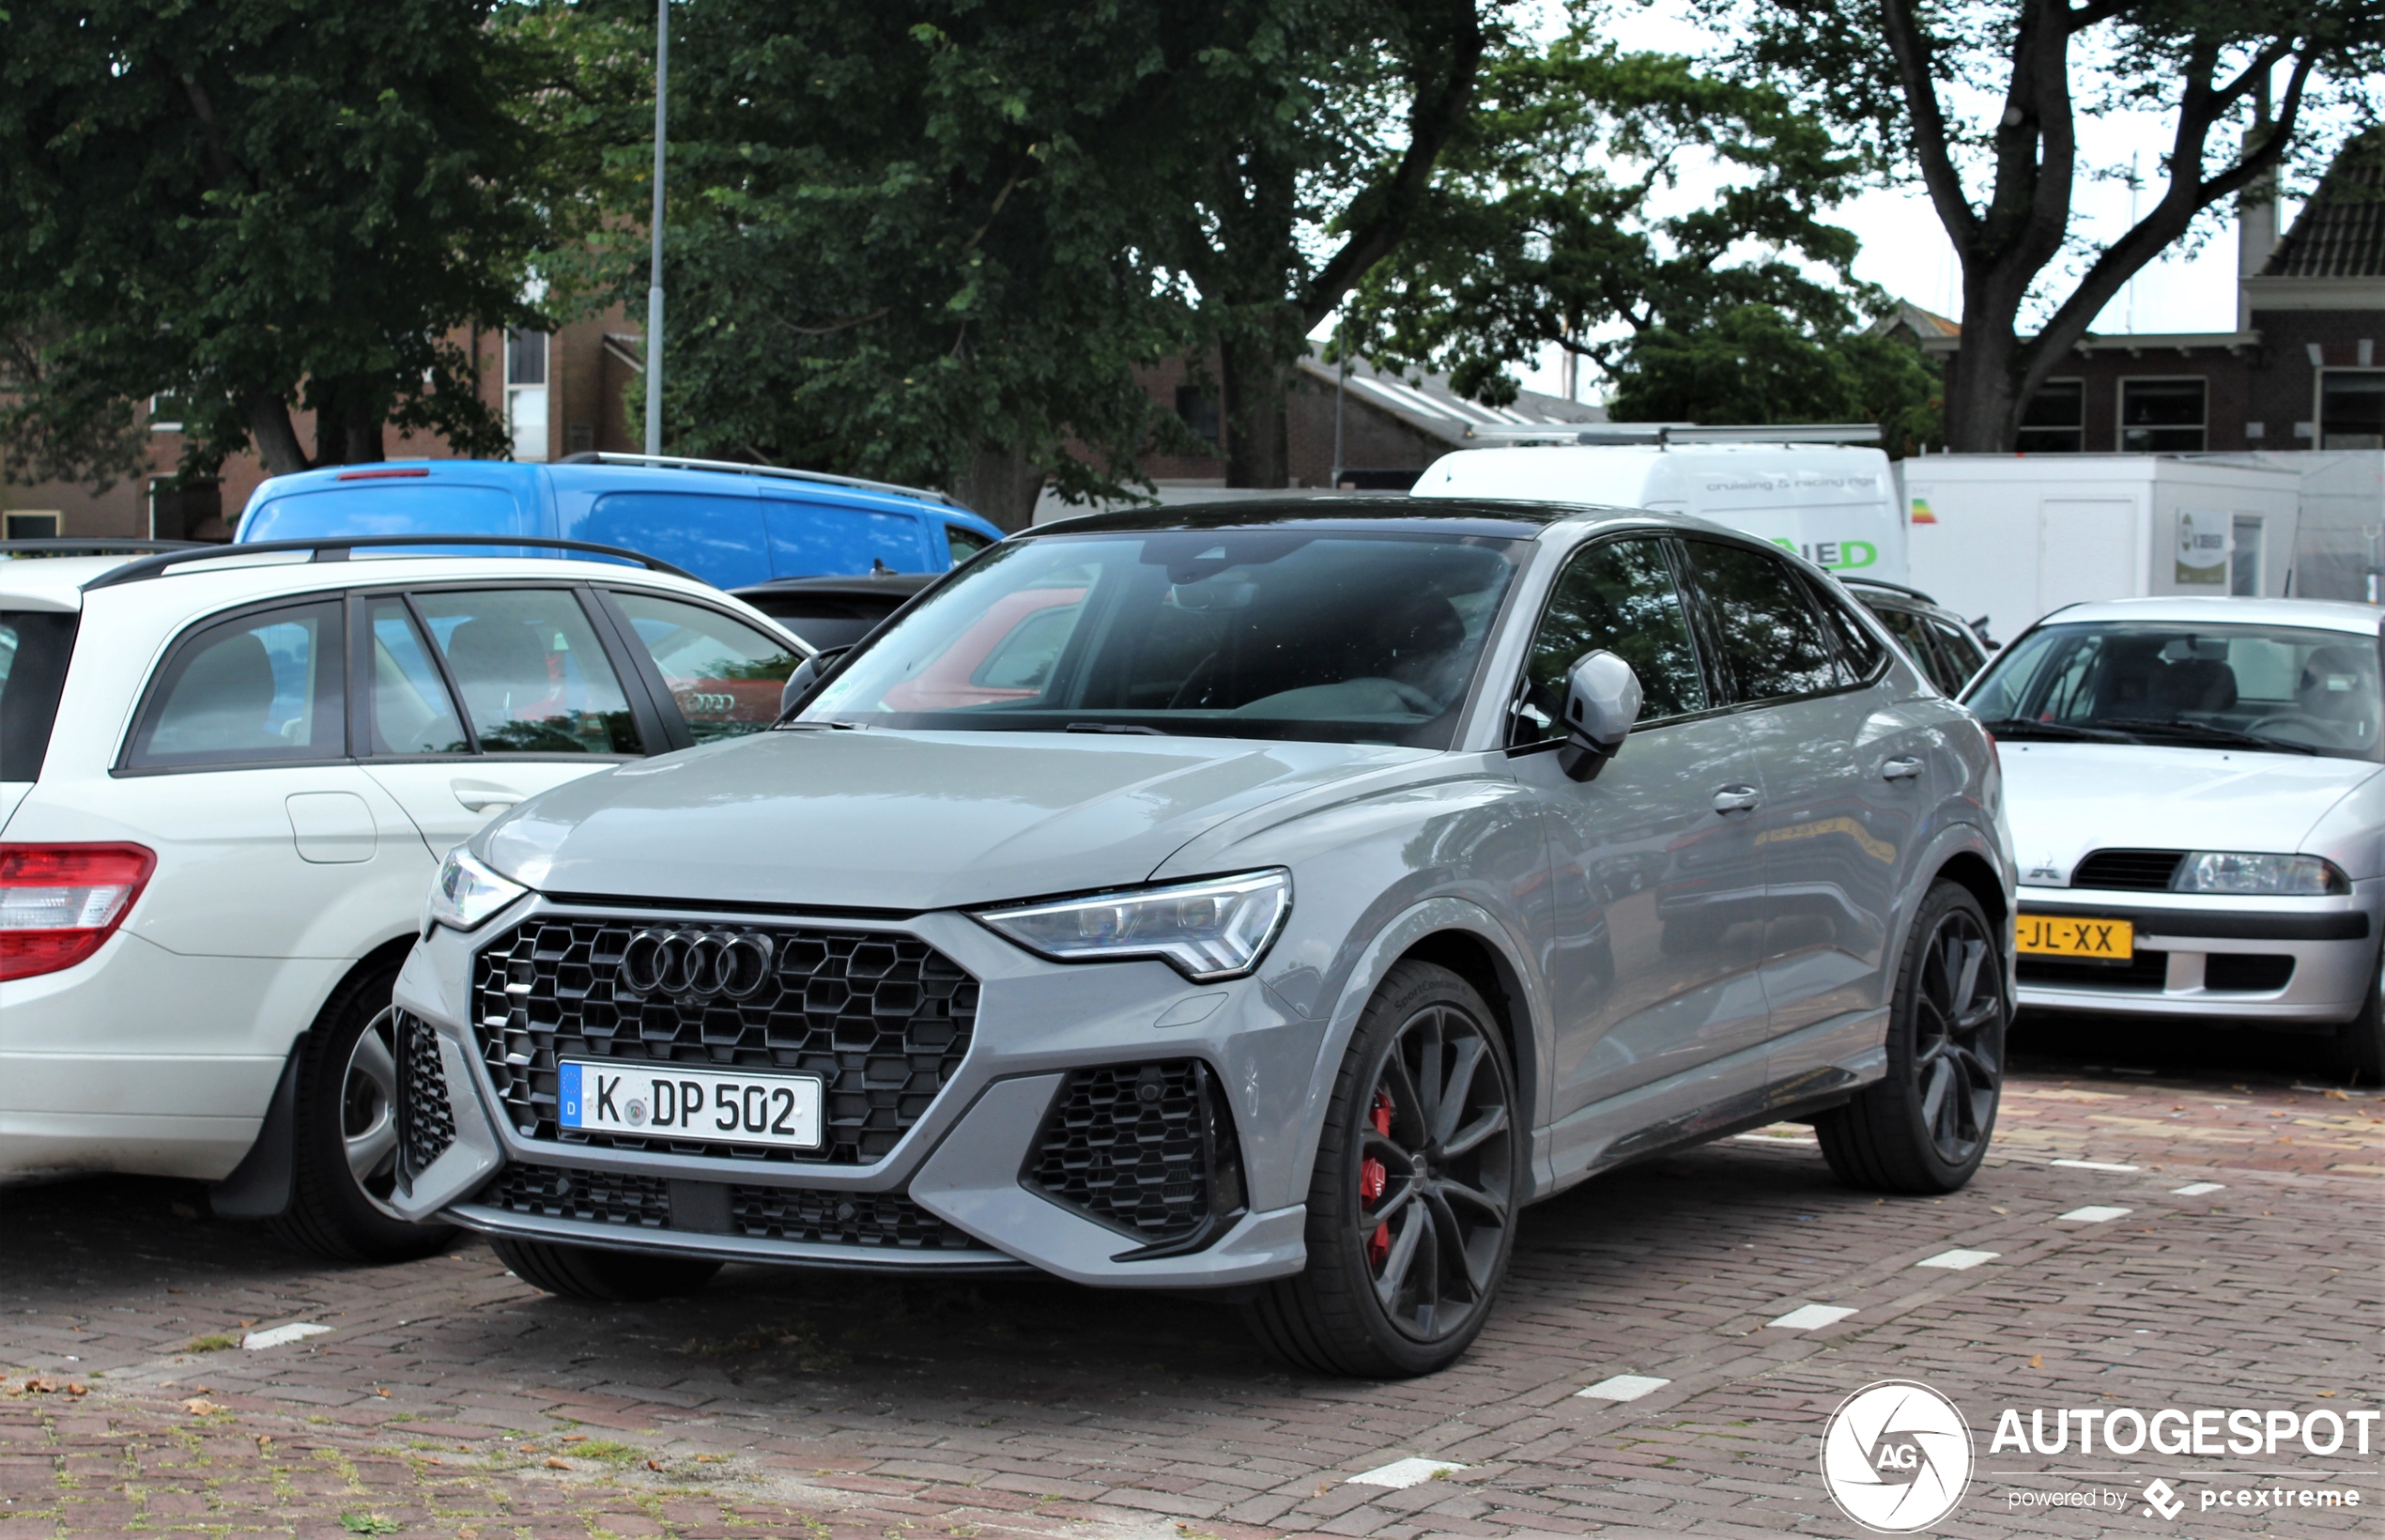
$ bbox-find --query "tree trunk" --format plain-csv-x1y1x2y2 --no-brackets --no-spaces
1942,304,2023,453
1220,329,1292,488
243,392,311,477
950,442,1046,533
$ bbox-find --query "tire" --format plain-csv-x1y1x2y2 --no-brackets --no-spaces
269,967,459,1264
2321,942,2385,1086
1243,960,1522,1378
1817,880,2007,1194
488,1237,723,1302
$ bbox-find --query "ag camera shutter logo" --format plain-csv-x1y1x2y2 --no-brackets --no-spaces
1821,1379,1974,1532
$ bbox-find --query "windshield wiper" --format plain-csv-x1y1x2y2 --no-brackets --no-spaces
1067,721,1169,735
1974,717,2139,744
2096,717,2320,755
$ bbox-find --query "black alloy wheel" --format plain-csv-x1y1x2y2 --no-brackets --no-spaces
1245,960,1521,1378
1818,880,2006,1194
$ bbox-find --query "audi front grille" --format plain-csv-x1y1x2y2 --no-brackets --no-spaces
472,916,977,1164
477,1162,979,1251
1024,1060,1246,1255
394,1009,456,1186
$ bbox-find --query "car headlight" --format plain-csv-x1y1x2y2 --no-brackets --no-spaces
2171,852,2348,897
425,848,530,932
971,870,1291,980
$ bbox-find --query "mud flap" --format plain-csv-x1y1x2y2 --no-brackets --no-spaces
208,1048,300,1219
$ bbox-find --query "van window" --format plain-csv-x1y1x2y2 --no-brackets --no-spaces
0,612,78,780
946,524,995,563
412,590,639,754
127,602,346,768
241,485,529,540
580,492,770,589
762,498,932,577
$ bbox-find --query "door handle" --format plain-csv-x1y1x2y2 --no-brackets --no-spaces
453,784,525,814
1881,756,1924,781
1712,784,1762,814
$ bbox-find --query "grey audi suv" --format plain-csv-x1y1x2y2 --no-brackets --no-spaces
390,499,2015,1377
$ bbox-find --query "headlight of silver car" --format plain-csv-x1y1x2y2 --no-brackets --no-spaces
2171,852,2348,897
425,847,530,932
972,870,1292,980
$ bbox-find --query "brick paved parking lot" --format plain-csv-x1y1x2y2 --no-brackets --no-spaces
4,1034,2378,1539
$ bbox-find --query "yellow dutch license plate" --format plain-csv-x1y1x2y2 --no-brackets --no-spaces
2016,914,2134,961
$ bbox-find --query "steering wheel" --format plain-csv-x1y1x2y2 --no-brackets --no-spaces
2246,712,2349,747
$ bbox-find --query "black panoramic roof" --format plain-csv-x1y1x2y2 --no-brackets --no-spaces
1031,495,1623,539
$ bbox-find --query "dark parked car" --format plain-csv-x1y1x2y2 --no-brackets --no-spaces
1841,577,1995,695
731,571,937,652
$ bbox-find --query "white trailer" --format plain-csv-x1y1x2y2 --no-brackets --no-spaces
1897,454,2302,641
1413,435,1908,583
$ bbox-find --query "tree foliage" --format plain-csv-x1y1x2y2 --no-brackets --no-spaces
1607,306,1944,454
1698,0,2385,450
0,0,578,483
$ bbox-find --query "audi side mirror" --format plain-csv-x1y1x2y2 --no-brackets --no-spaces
779,645,853,718
1559,649,1642,782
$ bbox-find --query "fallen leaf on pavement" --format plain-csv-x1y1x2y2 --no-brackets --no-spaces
646,1459,662,1471
183,1398,226,1415
64,1383,86,1396
545,1456,572,1470
2027,1355,2043,1369
562,1434,587,1442
373,1387,390,1397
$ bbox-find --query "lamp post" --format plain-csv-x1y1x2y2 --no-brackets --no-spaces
643,0,669,456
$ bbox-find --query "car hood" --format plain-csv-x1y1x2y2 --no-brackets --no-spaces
481,729,1431,910
2001,740,2381,883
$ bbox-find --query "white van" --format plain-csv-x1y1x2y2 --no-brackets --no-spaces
1412,439,1907,583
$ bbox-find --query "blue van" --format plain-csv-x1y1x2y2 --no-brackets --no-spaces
235,454,1004,590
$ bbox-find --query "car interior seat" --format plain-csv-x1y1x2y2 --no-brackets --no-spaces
442,618,556,726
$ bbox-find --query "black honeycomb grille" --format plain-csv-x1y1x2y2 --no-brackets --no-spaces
472,917,977,1164
483,1163,670,1227
395,1010,456,1184
1026,1060,1241,1247
2072,849,2185,891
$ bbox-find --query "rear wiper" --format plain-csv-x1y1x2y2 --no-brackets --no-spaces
2097,717,2319,755
1067,721,1168,736
1973,717,2139,743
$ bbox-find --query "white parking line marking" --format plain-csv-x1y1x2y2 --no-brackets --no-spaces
241,1323,331,1350
1916,1249,1999,1270
2050,1159,2139,1172
1346,1457,1466,1488
1768,1304,1857,1330
2171,1182,2225,1196
2057,1206,2133,1224
1577,1374,1671,1401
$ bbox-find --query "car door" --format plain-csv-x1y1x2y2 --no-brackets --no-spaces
1508,534,1773,1131
599,589,806,747
101,598,428,962
1679,538,1927,1043
357,586,660,856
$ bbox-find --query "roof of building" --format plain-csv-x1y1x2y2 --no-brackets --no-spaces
1868,300,1962,343
1292,346,1606,447
2261,129,2385,280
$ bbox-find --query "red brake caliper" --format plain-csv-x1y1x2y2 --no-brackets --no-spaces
1362,1086,1393,1270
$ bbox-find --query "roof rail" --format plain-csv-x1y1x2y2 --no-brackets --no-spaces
82,534,698,593
1463,423,1883,446
556,451,958,508
0,537,207,559
1835,575,1940,604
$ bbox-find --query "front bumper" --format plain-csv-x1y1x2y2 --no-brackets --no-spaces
2013,886,2379,1024
390,898,1323,1287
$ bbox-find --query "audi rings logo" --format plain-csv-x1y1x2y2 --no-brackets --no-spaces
1821,1379,1974,1532
619,929,777,1001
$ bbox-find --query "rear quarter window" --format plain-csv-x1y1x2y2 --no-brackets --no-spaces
0,612,79,780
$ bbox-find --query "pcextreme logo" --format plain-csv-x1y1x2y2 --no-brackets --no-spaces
1820,1380,1973,1532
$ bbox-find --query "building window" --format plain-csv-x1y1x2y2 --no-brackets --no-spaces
2119,377,2206,452
1175,385,1221,449
148,393,191,434
2318,370,2385,450
505,329,550,463
2017,378,2084,453
3,512,61,540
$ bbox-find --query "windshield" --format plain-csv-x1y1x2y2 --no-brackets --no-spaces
802,529,1521,747
1962,620,2384,762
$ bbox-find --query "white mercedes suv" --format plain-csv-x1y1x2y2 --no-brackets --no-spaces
0,536,806,1261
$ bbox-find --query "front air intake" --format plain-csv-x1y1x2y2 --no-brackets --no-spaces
394,1010,456,1186
1023,1060,1246,1255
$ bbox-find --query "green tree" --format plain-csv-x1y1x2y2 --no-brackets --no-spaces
1348,34,1873,411
1606,305,1944,454
0,0,577,482
1700,0,2385,451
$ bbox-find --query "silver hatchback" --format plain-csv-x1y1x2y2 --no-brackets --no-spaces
390,500,2015,1377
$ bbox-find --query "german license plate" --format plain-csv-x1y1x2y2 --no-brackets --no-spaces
558,1061,823,1151
2015,914,2134,961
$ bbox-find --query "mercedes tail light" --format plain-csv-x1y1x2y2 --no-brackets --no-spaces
0,844,157,981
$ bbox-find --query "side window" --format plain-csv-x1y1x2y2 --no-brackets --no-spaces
1681,541,1842,704
1513,536,1707,747
127,601,345,768
610,592,804,743
945,524,995,564
1805,577,1886,682
0,611,77,781
366,598,469,755
412,590,640,754
1869,605,1943,686
1929,619,1987,685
